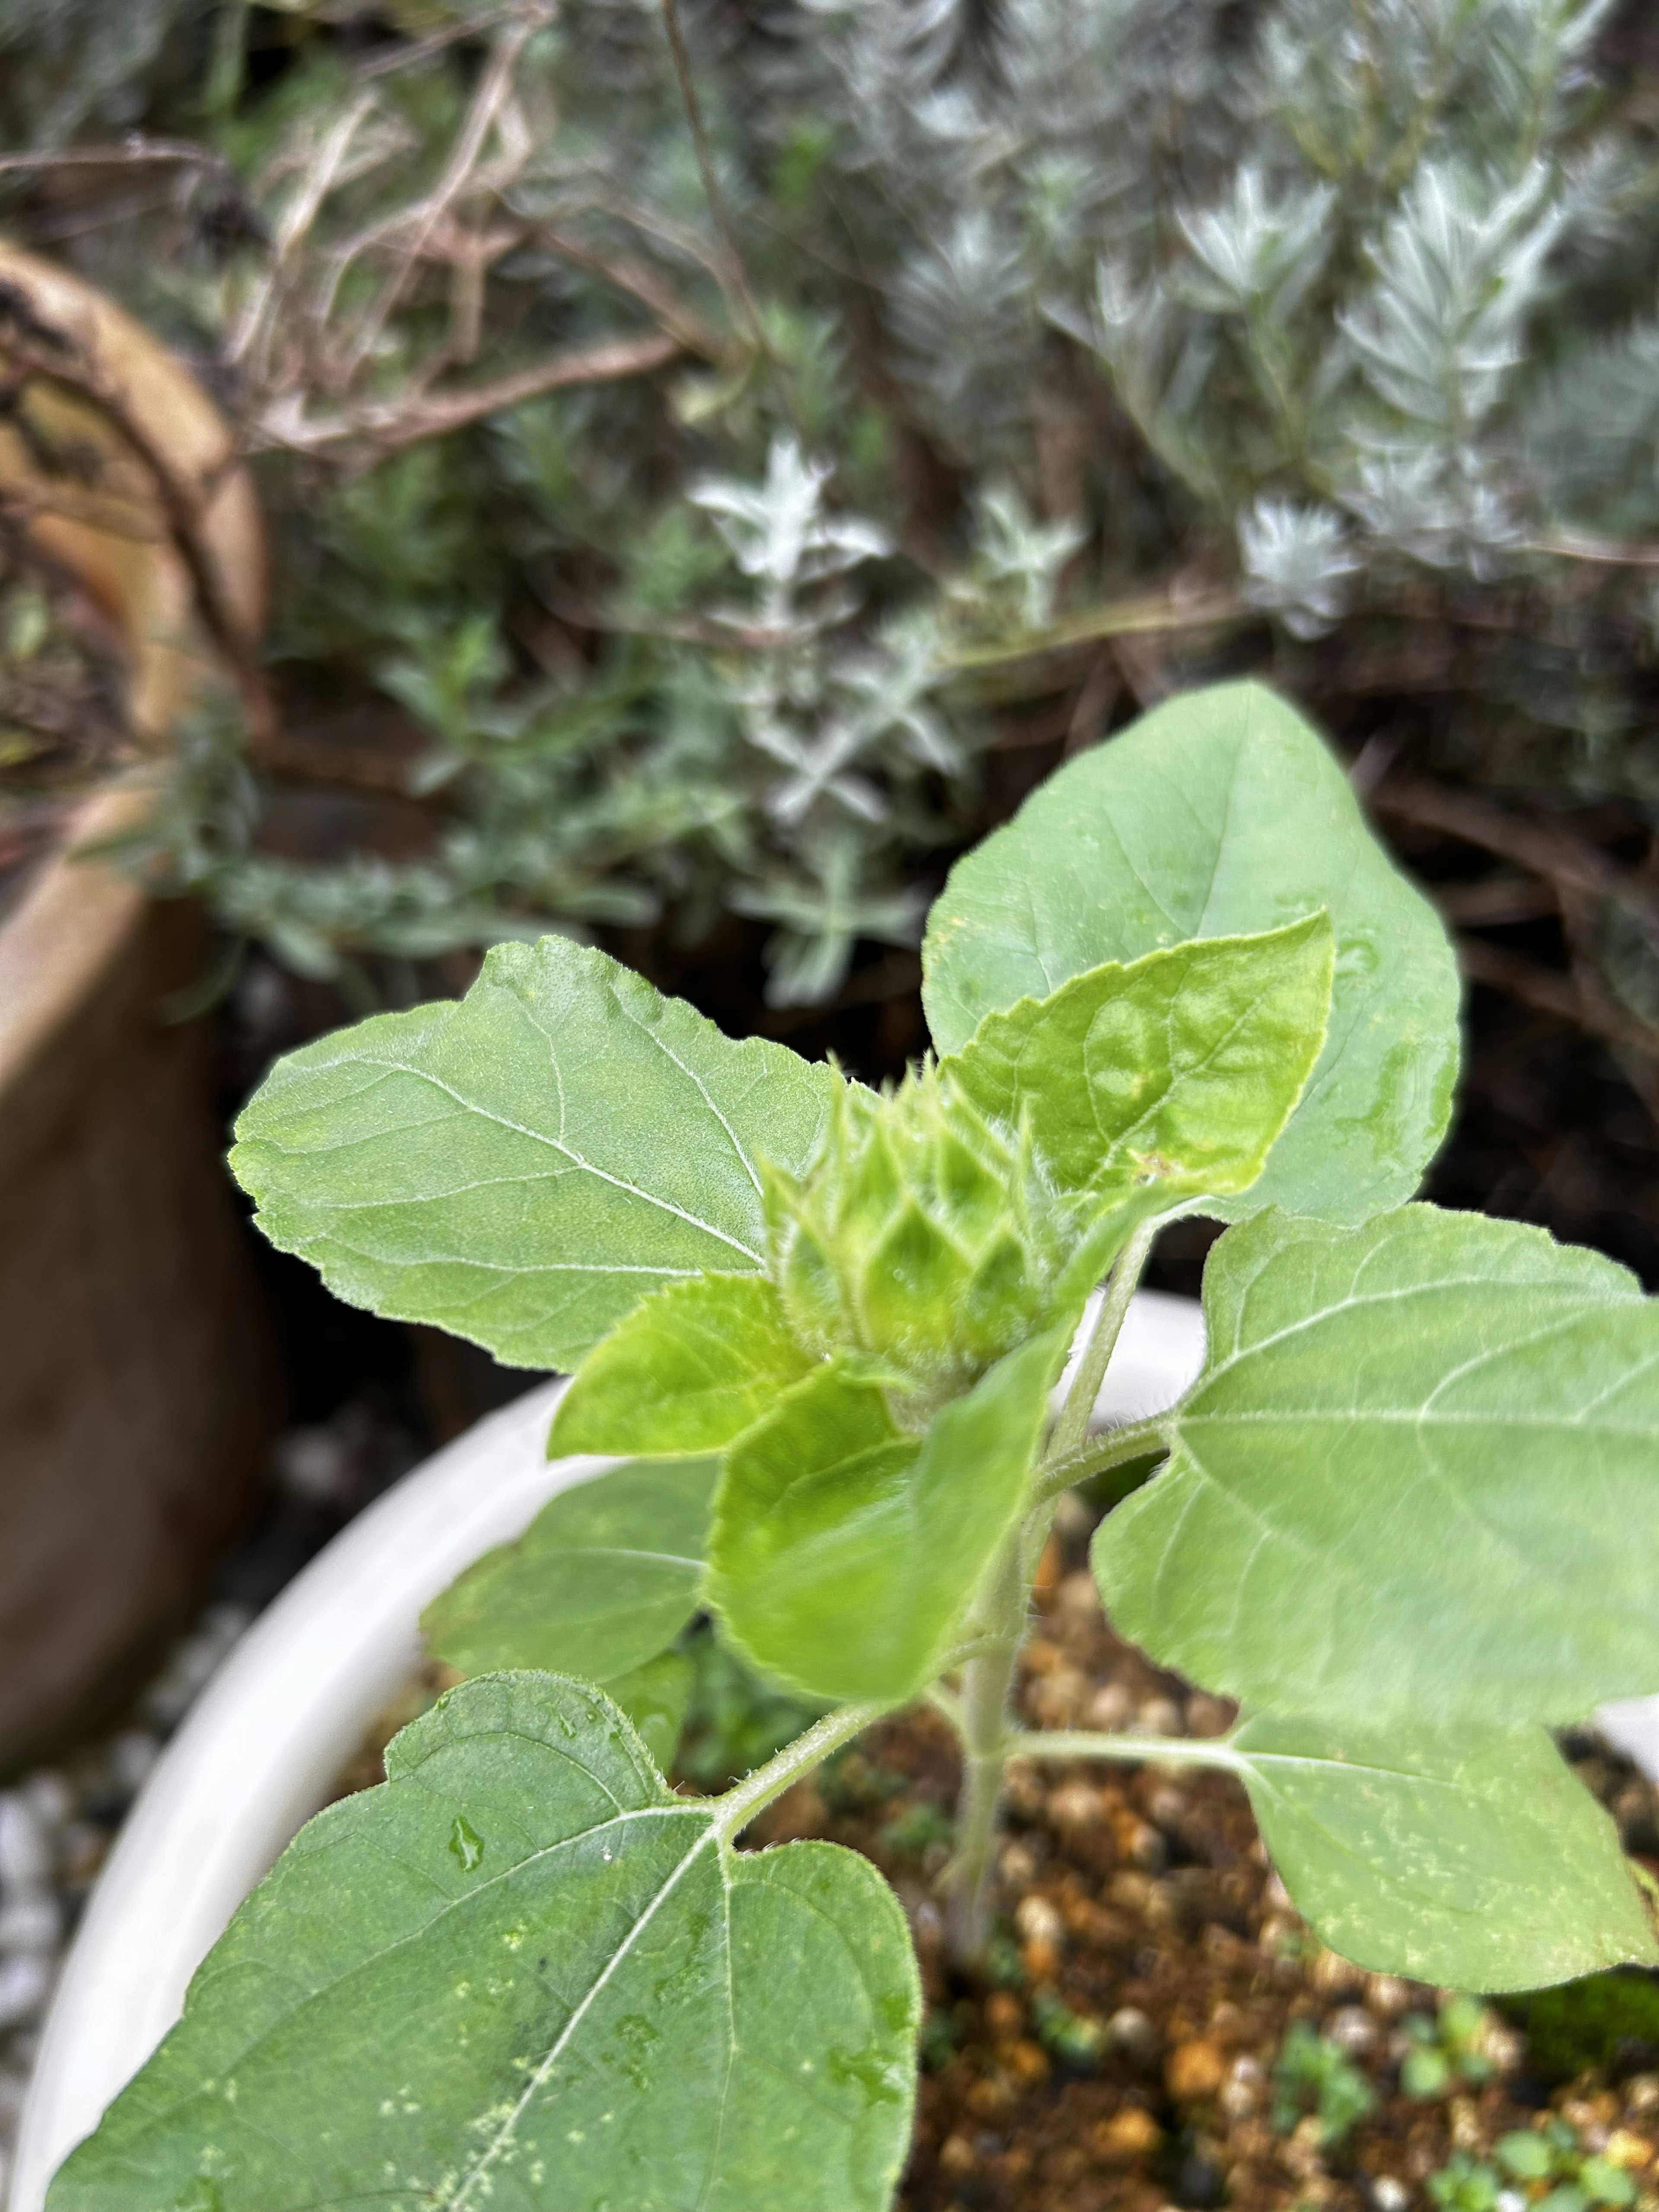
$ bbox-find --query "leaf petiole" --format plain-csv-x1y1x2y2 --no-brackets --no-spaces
710,1698,889,1844
1033,1413,1172,1507
1046,1216,1162,1463
1003,1727,1245,1774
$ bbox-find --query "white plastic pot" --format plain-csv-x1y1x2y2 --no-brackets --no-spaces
12,1289,1208,2208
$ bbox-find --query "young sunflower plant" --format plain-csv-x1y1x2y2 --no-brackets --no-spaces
48,684,1659,2212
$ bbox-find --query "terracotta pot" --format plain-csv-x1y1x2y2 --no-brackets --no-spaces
0,245,281,1764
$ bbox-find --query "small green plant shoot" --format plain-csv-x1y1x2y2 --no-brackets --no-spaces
48,683,1659,2209
1430,2122,1641,2212
1400,1994,1501,2100
1272,2021,1377,2149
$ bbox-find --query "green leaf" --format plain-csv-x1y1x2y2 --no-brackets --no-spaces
710,1331,1062,1702
603,1650,695,1769
48,1675,919,2212
229,936,839,1371
944,915,1334,1201
1231,1715,1657,1992
922,681,1459,1223
423,1457,717,1683
548,1275,813,1457
1093,1205,1659,1727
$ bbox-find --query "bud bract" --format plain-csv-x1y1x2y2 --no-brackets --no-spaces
763,1064,1068,1415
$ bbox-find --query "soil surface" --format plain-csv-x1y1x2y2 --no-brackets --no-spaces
741,1540,1659,2212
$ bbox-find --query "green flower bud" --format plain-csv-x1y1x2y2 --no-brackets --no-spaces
763,1063,1067,1414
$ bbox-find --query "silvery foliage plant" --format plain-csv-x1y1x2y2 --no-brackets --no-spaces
57,0,1659,1001
788,0,1648,623
50,686,1659,2209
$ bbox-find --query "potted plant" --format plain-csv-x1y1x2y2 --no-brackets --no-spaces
0,241,281,1761
34,681,1659,2211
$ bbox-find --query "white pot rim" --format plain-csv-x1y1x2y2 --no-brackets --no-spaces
3,1289,1254,2201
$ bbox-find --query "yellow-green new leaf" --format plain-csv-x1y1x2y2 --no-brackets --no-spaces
1230,1716,1658,1992
423,1456,717,1683
230,936,840,1372
945,915,1333,1201
1095,1205,1659,1728
548,1274,814,1457
710,1331,1064,1703
48,1675,920,2212
923,681,1459,1223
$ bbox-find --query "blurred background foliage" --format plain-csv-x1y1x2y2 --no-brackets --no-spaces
7,0,1659,1265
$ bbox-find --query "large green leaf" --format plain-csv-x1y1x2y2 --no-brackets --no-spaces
423,1456,717,1684
922,681,1459,1223
48,1675,919,2212
548,1275,814,1458
230,937,839,1370
1230,1715,1657,1992
1093,1205,1659,1727
944,916,1333,1200
710,1331,1062,1702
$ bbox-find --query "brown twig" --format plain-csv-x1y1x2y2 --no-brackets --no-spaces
256,328,682,458
340,15,543,382
1556,881,1659,1125
1528,528,1659,572
527,184,732,294
229,89,383,383
255,729,444,802
0,137,235,184
1456,933,1659,1122
534,223,726,361
1370,771,1659,1124
353,8,523,83
1454,938,1586,1029
1432,874,1559,927
1371,775,1659,940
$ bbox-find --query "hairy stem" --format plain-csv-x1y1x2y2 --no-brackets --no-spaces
1033,1413,1171,1508
926,1682,965,1733
711,1700,887,1844
949,1656,1019,1965
1047,1217,1161,1466
946,1533,1029,1964
1006,1729,1244,1774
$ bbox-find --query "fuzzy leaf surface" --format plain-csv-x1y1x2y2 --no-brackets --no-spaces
1230,1715,1657,1991
1094,1205,1659,1727
922,681,1459,1222
548,1274,813,1457
945,915,1333,1201
230,937,839,1371
47,1675,919,2212
423,1457,717,1684
710,1332,1063,1702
